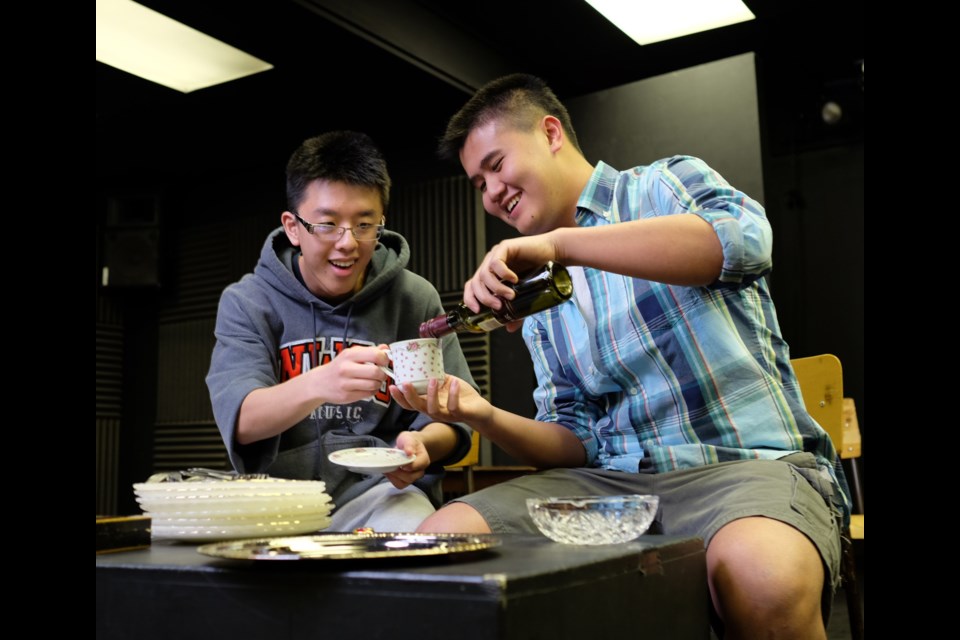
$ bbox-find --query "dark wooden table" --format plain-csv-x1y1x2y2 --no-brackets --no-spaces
97,533,708,640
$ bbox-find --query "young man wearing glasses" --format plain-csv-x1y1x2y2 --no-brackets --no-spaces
206,131,475,531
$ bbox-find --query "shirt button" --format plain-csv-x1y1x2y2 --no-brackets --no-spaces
629,387,638,395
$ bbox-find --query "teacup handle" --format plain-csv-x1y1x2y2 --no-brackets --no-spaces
379,348,394,379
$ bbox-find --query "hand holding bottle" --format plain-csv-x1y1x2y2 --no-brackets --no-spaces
464,235,565,313
420,261,572,338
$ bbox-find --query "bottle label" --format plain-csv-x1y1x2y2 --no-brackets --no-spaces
477,317,505,331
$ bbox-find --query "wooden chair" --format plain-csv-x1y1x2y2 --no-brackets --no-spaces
842,399,865,532
444,430,480,494
790,354,864,640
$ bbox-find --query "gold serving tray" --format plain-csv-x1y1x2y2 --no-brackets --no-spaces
197,532,500,561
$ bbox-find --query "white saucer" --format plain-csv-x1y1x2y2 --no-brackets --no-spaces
327,447,415,474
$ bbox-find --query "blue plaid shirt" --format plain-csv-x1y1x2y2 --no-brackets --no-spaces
524,157,849,517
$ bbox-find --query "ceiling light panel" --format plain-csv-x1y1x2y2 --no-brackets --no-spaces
96,0,273,93
584,0,755,45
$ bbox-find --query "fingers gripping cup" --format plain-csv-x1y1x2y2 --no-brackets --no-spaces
380,338,445,394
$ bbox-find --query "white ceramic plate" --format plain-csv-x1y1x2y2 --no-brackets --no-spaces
327,447,415,474
133,479,327,495
151,515,332,542
153,509,332,525
136,495,333,515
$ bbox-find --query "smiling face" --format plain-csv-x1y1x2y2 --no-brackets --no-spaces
282,179,383,302
460,117,577,236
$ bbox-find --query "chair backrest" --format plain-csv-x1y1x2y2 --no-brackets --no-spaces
794,357,864,640
445,430,480,469
790,354,844,449
841,398,861,460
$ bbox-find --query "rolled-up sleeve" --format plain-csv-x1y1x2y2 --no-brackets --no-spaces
652,156,772,287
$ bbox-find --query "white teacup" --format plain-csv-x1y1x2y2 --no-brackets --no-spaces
380,338,445,394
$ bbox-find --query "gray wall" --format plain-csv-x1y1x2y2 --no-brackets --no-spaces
567,53,764,204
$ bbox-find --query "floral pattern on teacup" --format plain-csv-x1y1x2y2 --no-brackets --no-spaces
388,339,444,385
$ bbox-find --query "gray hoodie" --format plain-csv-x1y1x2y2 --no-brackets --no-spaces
206,227,475,508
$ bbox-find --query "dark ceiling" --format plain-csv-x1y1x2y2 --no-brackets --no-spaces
97,0,863,184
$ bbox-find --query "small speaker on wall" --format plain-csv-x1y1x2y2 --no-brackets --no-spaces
101,194,161,288
102,227,160,287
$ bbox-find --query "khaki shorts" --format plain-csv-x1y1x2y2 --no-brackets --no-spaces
454,453,842,616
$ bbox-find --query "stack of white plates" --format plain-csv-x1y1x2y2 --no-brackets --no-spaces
133,479,333,542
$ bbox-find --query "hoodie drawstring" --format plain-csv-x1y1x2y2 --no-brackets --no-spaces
309,300,357,438
342,302,354,346
309,301,322,447
310,301,319,371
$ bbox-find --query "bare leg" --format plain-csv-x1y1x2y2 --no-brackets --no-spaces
707,517,826,640
415,502,492,533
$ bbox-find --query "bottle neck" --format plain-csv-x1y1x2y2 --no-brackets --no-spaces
419,310,458,338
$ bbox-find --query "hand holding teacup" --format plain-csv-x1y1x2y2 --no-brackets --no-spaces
390,373,493,428
314,344,393,405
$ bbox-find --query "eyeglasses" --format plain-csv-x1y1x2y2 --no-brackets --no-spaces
293,212,384,242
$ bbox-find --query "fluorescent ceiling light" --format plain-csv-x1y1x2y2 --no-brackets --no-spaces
96,0,273,93
583,0,755,45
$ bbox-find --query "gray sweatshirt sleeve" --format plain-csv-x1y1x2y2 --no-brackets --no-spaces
206,283,281,472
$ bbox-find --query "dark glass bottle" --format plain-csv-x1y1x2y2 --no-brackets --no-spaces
419,262,573,338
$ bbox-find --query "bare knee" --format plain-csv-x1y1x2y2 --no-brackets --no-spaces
707,517,826,640
416,502,491,534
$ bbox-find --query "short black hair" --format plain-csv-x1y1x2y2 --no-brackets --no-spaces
286,131,391,211
438,73,582,161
